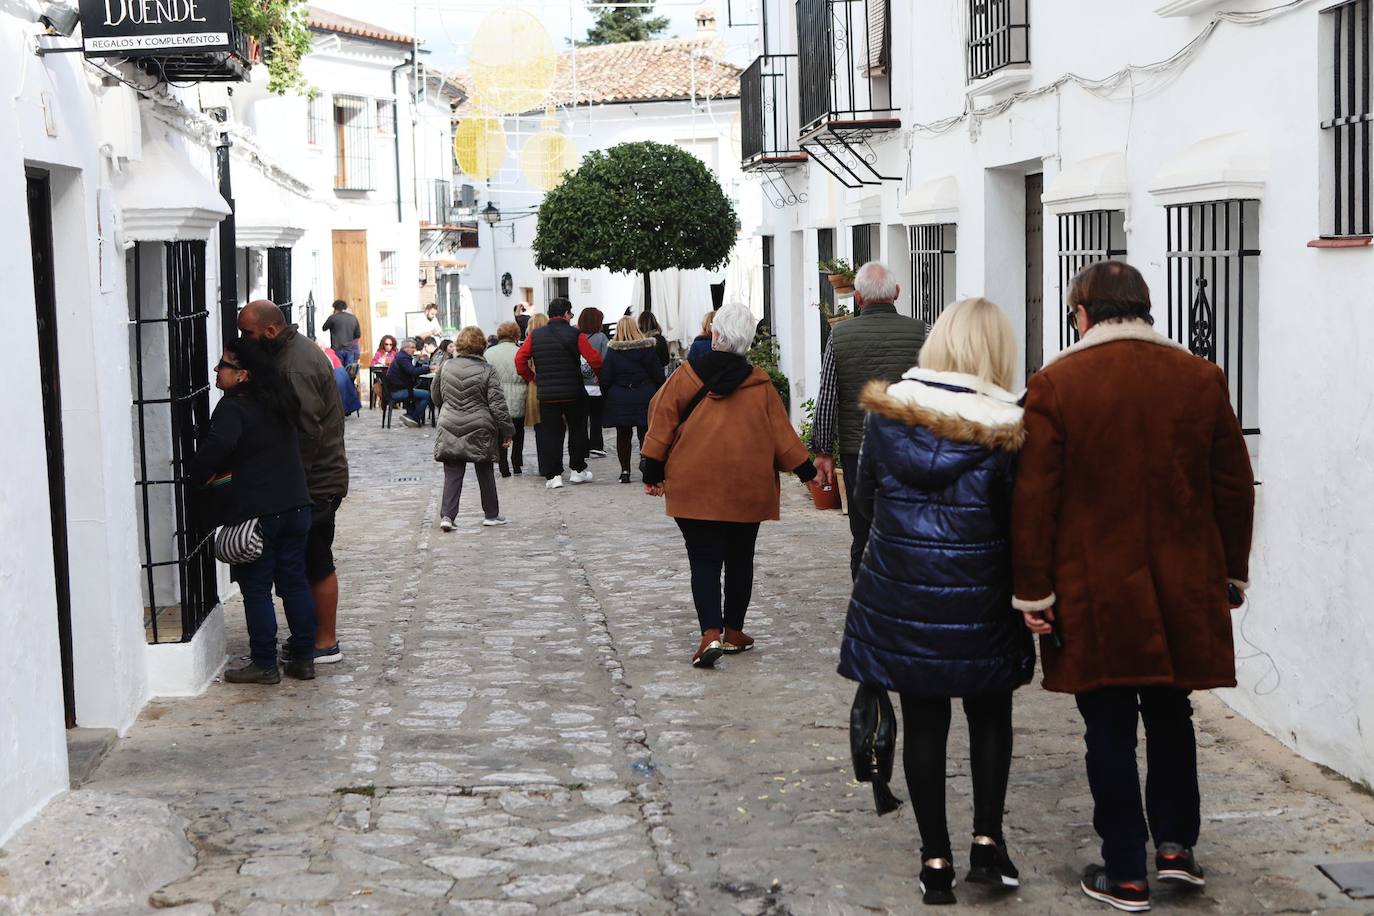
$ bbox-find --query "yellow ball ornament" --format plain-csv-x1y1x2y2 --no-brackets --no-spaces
453,117,508,182
520,127,578,191
470,9,558,115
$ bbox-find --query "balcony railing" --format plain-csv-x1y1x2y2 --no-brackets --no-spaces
423,179,454,226
136,25,251,83
967,0,1029,82
797,0,897,137
741,54,807,170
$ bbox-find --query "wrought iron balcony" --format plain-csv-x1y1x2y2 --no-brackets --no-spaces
967,0,1029,83
741,54,807,171
795,0,899,187
135,24,251,83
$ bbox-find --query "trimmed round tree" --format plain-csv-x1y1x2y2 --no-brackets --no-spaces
533,141,738,309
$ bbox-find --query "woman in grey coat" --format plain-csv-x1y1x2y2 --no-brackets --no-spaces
432,327,515,530
486,321,529,477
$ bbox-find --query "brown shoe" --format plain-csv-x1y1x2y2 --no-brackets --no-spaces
722,627,755,654
692,629,724,668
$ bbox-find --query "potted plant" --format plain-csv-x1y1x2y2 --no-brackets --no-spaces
818,257,856,296
816,298,853,327
797,399,841,511
232,0,314,96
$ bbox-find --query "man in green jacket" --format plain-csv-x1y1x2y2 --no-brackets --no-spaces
239,300,350,665
810,262,927,579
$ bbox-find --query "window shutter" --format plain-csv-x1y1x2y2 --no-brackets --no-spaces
865,0,889,77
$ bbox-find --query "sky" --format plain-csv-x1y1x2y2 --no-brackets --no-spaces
312,0,758,74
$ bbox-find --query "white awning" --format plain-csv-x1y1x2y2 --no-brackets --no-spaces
114,122,229,243
235,163,308,248
1042,153,1130,214
899,176,959,225
1149,131,1267,206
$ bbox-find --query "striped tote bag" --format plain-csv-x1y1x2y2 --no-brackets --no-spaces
215,518,263,564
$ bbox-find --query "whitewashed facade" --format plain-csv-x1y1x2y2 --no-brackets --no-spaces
744,0,1374,786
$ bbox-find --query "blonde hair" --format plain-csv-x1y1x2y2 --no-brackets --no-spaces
615,316,643,341
455,326,487,355
700,310,716,335
528,313,549,332
918,298,1017,391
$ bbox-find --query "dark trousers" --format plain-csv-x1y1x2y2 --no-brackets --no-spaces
535,400,589,479
236,506,316,670
674,518,761,633
1075,686,1201,881
840,451,869,580
498,423,525,476
615,425,646,474
441,460,499,520
899,692,1014,861
586,396,605,451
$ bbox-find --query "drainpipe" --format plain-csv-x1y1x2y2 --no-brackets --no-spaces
391,55,411,224
216,126,238,345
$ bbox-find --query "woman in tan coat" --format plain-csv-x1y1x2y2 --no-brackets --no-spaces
1012,261,1254,912
641,304,815,668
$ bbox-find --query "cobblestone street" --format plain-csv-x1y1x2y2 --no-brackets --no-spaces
61,417,1374,914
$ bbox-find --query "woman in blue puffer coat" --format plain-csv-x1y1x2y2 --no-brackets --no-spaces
839,297,1035,906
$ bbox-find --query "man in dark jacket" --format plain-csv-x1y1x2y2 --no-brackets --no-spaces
514,297,603,489
321,299,361,369
810,261,927,578
387,338,431,427
1013,261,1255,912
239,300,350,666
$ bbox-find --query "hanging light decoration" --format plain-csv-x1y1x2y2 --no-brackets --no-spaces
519,115,579,191
453,116,508,182
469,9,558,115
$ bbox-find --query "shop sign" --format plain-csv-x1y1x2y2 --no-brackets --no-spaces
80,0,233,56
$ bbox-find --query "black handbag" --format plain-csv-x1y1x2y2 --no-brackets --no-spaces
850,683,904,816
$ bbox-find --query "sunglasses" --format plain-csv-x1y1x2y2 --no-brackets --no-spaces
215,359,243,372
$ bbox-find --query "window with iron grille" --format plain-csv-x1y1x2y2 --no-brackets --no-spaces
333,95,375,191
127,241,219,644
967,0,1030,82
762,235,775,331
1165,200,1260,434
376,98,397,136
380,250,398,287
1321,0,1372,237
908,224,956,327
851,223,877,268
1055,210,1126,351
818,227,835,352
308,93,329,147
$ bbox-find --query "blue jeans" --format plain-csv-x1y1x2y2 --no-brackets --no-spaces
394,387,430,422
235,506,317,669
337,344,360,368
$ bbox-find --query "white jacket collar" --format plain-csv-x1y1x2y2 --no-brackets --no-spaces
859,368,1025,452
1044,319,1188,368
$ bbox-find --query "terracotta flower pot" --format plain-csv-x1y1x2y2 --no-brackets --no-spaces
827,315,850,327
808,479,841,510
826,273,853,291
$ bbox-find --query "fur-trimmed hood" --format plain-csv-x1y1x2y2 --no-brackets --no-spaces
609,337,657,351
1044,318,1187,367
860,368,1025,453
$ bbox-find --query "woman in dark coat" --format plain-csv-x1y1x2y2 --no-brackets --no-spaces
577,307,609,457
637,310,671,368
600,316,665,483
838,297,1034,906
189,336,316,685
687,310,715,362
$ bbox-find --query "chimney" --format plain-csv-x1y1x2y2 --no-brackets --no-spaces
695,6,717,33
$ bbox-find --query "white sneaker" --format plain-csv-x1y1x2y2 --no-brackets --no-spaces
439,517,453,531
569,470,593,484
545,476,564,490
587,449,607,458
400,415,420,428
482,516,508,526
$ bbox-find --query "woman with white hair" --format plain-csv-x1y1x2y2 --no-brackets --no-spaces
641,304,817,668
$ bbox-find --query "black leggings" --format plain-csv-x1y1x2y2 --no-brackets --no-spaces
674,518,761,633
615,425,646,474
899,692,1014,862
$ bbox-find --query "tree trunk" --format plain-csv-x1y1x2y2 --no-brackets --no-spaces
642,271,652,313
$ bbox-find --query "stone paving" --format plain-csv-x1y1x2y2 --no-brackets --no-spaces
38,415,1374,912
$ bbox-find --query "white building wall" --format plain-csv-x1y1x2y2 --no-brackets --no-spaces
752,0,1374,786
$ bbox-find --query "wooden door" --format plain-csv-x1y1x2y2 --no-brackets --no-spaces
1024,173,1044,376
332,230,371,351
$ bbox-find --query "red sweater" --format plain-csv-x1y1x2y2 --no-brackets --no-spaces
514,317,604,402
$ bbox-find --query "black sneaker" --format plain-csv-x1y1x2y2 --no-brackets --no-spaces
1081,865,1150,912
619,471,631,484
283,658,316,680
281,642,341,665
918,861,957,906
224,661,280,684
1155,843,1205,887
966,840,1020,888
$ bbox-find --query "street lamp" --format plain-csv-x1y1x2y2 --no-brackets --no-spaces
481,201,501,226
482,201,501,326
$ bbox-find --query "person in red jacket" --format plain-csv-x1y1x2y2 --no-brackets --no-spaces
515,298,602,489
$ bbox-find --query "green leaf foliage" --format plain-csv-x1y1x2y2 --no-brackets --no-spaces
534,141,738,275
232,0,314,96
579,5,670,45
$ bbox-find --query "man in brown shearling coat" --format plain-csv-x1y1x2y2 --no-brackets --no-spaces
1011,261,1255,912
